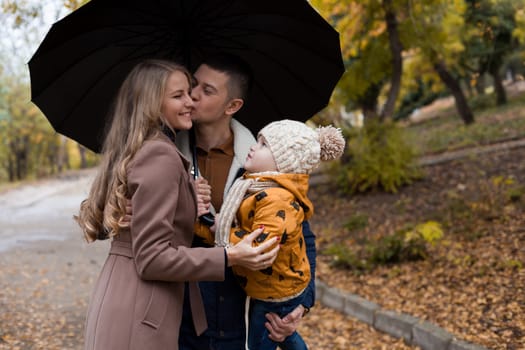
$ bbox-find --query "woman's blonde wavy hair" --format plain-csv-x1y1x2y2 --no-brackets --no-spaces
75,59,192,242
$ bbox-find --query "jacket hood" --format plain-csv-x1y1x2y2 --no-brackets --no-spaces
244,172,314,219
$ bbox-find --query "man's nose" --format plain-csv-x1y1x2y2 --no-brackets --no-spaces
191,89,199,102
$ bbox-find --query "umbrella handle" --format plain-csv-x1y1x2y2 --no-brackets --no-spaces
190,128,216,227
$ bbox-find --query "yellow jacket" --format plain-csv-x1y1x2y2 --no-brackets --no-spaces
229,173,313,301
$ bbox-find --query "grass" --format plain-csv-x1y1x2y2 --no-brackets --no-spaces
404,92,525,155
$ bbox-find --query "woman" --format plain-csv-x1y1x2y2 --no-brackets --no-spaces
75,59,279,350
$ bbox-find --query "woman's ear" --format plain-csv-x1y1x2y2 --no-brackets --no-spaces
225,98,244,116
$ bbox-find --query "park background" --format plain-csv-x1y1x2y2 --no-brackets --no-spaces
0,1,524,349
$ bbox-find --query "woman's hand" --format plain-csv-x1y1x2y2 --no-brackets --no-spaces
225,227,279,270
264,305,305,342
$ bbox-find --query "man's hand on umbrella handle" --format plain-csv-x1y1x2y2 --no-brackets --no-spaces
265,305,305,342
195,177,211,201
195,177,211,217
197,196,210,217
225,227,279,270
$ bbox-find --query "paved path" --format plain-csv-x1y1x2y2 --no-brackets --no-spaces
0,170,94,252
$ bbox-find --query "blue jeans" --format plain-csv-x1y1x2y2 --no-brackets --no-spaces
179,331,245,350
248,293,308,350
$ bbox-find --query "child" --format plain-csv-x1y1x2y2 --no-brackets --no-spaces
209,119,345,350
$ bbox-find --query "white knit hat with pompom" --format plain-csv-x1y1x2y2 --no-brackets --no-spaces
258,119,345,174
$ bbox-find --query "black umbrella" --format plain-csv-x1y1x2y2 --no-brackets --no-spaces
29,0,345,153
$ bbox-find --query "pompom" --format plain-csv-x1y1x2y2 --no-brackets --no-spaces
318,125,345,161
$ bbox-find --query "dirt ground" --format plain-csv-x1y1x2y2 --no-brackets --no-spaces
309,145,525,350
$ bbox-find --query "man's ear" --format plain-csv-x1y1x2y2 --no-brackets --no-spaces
225,98,244,116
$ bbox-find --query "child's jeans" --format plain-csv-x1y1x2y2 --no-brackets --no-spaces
248,292,308,350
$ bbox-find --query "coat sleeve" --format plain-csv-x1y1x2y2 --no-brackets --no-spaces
245,189,302,248
127,140,225,282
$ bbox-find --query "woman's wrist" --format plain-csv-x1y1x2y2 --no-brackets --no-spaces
225,246,236,267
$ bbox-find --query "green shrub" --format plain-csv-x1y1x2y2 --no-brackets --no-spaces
367,232,406,264
407,221,444,246
325,221,444,272
506,185,525,202
468,94,496,111
334,120,422,194
343,213,369,231
470,176,523,222
503,259,523,270
323,245,369,271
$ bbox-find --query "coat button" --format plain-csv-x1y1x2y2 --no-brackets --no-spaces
219,330,225,337
219,296,225,302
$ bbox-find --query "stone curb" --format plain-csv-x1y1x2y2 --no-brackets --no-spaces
315,280,490,350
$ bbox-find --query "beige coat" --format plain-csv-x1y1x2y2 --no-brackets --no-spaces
84,134,226,350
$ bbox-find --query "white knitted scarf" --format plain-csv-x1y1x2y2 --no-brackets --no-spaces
215,173,280,247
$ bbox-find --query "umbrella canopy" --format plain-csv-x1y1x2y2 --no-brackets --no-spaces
29,0,345,153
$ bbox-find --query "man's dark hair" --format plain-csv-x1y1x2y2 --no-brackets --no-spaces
201,53,253,101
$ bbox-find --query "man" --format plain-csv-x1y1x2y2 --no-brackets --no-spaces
176,54,317,350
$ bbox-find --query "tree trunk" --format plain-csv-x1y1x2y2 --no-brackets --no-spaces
463,77,473,98
78,144,88,169
359,83,382,121
489,65,507,105
361,104,378,120
64,141,71,170
433,60,475,125
380,0,403,121
475,74,485,95
6,157,15,182
15,136,30,180
9,140,24,181
56,135,71,173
